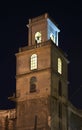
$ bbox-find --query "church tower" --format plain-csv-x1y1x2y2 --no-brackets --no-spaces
15,13,69,130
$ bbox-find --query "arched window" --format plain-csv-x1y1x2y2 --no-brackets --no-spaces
58,80,62,96
58,58,62,74
50,32,55,43
30,84,36,93
31,54,37,70
30,77,37,93
30,76,37,83
35,32,41,43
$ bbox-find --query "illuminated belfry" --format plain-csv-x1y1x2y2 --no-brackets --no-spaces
15,13,68,130
27,13,60,46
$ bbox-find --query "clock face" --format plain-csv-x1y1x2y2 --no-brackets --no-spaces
35,32,41,43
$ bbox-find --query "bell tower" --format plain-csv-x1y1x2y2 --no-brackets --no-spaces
15,13,69,130
27,13,60,46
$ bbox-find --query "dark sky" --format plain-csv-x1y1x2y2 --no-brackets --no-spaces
0,0,82,109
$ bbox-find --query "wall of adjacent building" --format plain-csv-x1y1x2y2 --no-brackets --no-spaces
68,102,82,130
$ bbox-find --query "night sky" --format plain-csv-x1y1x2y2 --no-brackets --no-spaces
0,1,82,109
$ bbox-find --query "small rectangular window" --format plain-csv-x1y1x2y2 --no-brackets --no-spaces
58,58,62,74
59,102,62,119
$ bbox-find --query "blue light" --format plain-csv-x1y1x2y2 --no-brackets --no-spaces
47,18,60,46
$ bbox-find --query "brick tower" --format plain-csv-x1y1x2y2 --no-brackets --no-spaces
15,13,69,130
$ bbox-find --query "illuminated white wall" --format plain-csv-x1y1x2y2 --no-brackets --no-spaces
47,18,60,46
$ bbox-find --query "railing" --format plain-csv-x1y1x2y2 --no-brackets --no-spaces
8,109,16,120
19,40,51,52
